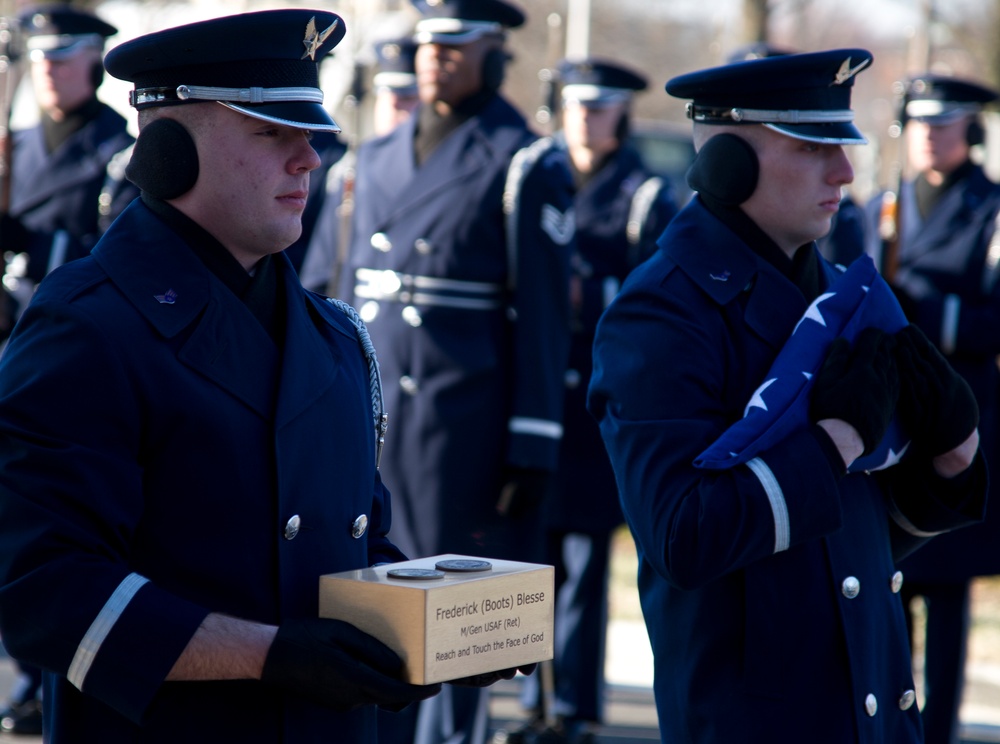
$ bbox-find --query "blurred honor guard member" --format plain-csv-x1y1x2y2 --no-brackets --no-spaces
372,36,420,137
588,50,988,744
304,0,575,741
865,73,1000,744
0,10,445,742
0,4,132,333
514,57,677,744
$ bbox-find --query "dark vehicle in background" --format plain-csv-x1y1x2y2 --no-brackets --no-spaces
629,119,695,203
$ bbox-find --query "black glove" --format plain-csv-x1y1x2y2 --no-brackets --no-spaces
894,324,978,456
889,283,919,321
261,617,441,712
0,213,30,253
448,663,537,688
497,468,551,518
810,327,900,456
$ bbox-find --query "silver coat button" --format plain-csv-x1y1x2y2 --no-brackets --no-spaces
842,576,861,599
371,232,392,252
865,693,878,717
402,305,423,327
284,515,301,540
400,375,419,396
899,690,916,710
891,571,904,594
351,514,368,539
415,238,432,254
565,369,581,389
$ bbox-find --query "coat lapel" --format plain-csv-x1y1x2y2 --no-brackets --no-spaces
94,201,280,421
667,200,806,351
11,108,131,215
273,268,345,429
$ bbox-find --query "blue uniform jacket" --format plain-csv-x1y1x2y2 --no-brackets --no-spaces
588,198,986,744
0,200,405,743
307,95,575,561
866,163,1000,580
546,143,676,534
9,103,133,282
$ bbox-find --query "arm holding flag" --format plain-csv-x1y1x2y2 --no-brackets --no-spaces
589,247,985,591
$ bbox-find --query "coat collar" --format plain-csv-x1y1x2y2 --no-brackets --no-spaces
93,200,348,424
362,95,526,223
660,198,817,349
11,104,132,215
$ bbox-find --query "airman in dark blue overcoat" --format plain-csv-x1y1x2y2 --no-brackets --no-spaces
1,6,133,325
305,0,574,590
864,73,1000,744
303,2,575,742
514,57,678,744
0,10,448,742
588,49,988,744
0,7,132,729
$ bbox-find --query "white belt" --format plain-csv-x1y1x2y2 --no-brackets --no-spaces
354,269,505,310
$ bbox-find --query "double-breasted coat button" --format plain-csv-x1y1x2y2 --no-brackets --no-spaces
865,694,878,717
400,375,419,396
371,232,392,252
842,576,861,599
283,515,301,540
899,690,916,710
891,570,904,594
415,238,432,254
351,514,368,539
402,305,423,327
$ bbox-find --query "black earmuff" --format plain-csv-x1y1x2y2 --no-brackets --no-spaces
125,118,200,200
482,49,509,93
614,110,630,143
967,117,985,147
685,132,759,206
90,61,105,90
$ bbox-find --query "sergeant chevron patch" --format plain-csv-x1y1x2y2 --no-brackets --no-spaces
541,205,575,246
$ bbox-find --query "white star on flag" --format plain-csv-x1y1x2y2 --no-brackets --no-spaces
870,441,911,471
693,255,911,474
744,378,777,417
793,292,836,335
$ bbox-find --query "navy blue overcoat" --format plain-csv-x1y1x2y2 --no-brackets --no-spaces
9,103,133,281
0,199,405,743
588,197,986,744
310,95,575,561
866,164,1000,580
546,142,676,534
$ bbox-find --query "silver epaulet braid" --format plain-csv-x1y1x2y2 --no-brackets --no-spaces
327,298,388,468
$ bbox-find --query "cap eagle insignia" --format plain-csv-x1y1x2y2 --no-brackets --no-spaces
301,16,338,61
832,56,870,86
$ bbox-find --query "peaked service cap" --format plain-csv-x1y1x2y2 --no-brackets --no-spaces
559,57,647,106
666,48,873,145
103,9,345,132
20,4,117,61
373,37,418,92
903,74,999,124
412,0,525,45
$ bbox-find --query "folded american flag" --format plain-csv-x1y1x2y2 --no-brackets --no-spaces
694,255,910,474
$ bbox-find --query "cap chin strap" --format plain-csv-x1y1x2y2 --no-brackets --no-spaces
131,84,323,107
687,102,854,125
